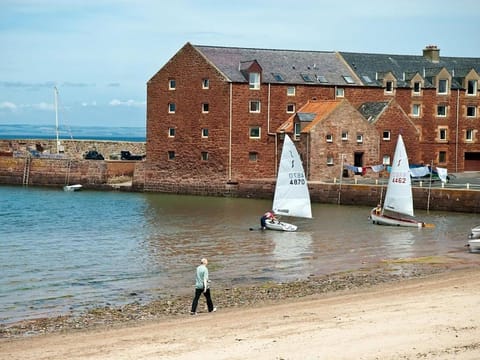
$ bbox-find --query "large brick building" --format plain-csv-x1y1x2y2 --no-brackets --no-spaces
144,43,480,191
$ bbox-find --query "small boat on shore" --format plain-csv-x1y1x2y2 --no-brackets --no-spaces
468,224,480,239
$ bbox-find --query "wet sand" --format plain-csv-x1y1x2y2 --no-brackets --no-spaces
1,256,480,359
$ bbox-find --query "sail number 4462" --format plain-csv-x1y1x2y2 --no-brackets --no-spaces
392,177,407,183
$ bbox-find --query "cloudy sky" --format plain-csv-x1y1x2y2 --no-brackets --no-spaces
1,0,478,128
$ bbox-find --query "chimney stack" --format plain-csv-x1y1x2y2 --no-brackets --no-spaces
423,45,440,63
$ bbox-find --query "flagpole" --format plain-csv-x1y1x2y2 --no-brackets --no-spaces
426,160,433,213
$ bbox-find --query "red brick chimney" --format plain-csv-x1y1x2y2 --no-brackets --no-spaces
423,45,440,63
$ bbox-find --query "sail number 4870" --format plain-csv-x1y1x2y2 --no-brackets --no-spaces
392,177,407,183
289,172,306,185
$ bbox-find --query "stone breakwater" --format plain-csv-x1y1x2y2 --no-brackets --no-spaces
0,256,469,339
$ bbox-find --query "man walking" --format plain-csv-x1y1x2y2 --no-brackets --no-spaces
190,258,216,315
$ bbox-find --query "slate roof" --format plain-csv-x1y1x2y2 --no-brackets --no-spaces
193,44,361,86
357,102,389,123
340,51,480,89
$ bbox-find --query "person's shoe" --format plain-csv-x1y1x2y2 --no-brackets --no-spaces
212,307,217,312
190,311,197,315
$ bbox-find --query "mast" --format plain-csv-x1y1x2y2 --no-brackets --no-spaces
54,86,60,154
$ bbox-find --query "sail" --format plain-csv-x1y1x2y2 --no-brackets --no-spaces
383,134,414,217
272,135,312,219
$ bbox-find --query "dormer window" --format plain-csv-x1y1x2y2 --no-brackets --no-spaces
413,81,421,94
249,72,260,90
385,80,394,93
438,79,448,94
467,79,478,96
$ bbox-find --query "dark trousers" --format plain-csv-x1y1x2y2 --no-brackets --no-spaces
191,288,214,313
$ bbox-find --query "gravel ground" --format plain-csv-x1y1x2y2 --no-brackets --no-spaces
0,255,474,339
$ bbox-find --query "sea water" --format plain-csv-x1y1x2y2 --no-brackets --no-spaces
0,185,476,324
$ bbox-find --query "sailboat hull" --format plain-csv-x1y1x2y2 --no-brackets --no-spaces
370,208,424,228
265,219,298,232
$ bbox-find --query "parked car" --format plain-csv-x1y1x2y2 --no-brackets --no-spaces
120,150,145,160
84,150,104,160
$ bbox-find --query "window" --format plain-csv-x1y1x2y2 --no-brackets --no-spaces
202,79,209,89
301,73,314,82
341,131,348,140
326,156,334,165
294,123,301,138
272,73,285,82
168,128,175,137
169,79,176,90
249,152,258,162
343,75,355,84
249,72,260,89
438,151,447,163
383,155,391,165
202,128,209,138
201,152,209,161
385,80,394,93
287,86,296,96
286,103,295,113
413,81,421,94
438,79,448,94
466,129,474,141
317,75,328,83
356,134,363,143
439,128,447,141
437,105,447,117
326,134,333,142
168,103,176,113
168,151,175,160
202,103,209,113
412,104,421,117
336,87,344,98
467,80,477,95
249,100,261,113
249,127,260,139
467,106,477,117
383,131,391,140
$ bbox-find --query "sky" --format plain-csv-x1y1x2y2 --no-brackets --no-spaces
1,0,479,129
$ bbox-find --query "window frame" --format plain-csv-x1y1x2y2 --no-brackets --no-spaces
413,81,421,94
466,129,474,141
202,103,209,113
168,128,175,137
439,127,448,141
249,100,261,113
326,134,333,143
168,103,176,114
412,103,421,117
287,86,296,96
382,131,391,141
467,79,477,96
249,72,260,90
336,87,345,98
201,152,209,161
202,78,209,89
341,131,348,141
438,79,449,94
168,151,175,160
286,103,295,113
437,104,447,117
201,128,209,138
168,79,176,90
249,126,261,139
467,105,477,118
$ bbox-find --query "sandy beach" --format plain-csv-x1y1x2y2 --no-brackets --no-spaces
1,259,480,360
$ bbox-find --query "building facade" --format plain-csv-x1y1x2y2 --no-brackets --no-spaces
145,43,480,191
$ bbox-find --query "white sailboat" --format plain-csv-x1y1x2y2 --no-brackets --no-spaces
266,135,312,231
370,134,430,228
54,87,83,192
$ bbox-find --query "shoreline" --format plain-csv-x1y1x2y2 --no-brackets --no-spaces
1,254,477,339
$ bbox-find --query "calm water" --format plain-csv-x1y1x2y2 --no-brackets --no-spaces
0,185,477,324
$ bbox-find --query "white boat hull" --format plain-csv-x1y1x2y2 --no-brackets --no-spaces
468,225,480,239
370,208,424,228
265,219,298,232
63,184,83,192
467,239,480,252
